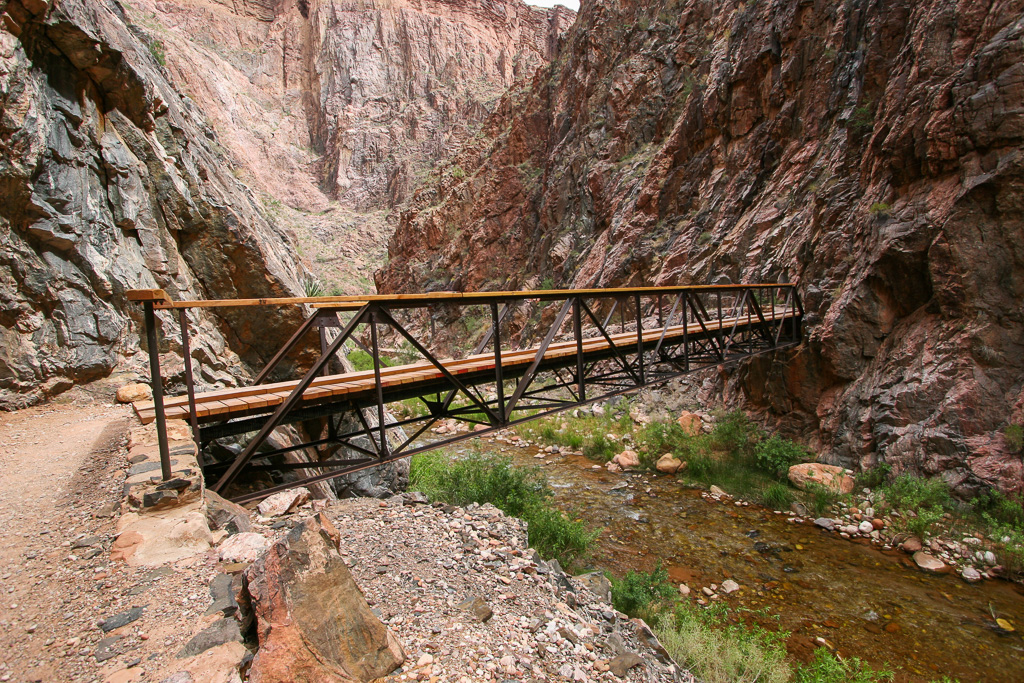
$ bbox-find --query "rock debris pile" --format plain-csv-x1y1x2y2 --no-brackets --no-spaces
313,496,688,683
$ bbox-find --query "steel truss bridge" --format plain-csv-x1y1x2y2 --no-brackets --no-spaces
128,284,803,503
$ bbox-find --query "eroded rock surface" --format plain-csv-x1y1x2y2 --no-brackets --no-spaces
379,0,1024,495
244,512,405,682
0,0,308,408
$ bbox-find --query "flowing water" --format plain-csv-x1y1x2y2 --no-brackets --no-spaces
472,440,1024,682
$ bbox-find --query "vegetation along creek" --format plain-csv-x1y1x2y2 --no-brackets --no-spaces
407,402,1024,683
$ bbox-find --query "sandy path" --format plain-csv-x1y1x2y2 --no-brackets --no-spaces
0,393,217,683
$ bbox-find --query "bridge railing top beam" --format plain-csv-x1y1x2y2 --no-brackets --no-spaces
126,283,797,311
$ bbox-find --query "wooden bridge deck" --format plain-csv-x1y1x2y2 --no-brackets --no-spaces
133,307,795,426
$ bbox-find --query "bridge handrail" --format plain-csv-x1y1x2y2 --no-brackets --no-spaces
126,282,798,310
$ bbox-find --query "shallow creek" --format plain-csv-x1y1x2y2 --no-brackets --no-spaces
470,440,1024,682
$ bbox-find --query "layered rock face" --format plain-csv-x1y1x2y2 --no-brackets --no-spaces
0,0,572,407
379,0,1024,493
0,0,307,409
128,0,573,294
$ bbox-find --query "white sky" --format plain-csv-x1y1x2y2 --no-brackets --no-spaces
528,0,580,10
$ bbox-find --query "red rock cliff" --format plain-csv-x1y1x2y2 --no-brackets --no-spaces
378,0,1024,494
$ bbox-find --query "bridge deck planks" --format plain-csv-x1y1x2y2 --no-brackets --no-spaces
133,309,794,425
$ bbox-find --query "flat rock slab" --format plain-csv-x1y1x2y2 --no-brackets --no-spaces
177,618,243,658
913,551,948,573
458,595,494,623
94,635,123,662
101,606,144,632
256,488,311,518
217,532,269,563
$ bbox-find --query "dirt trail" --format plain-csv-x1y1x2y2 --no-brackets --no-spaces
0,393,217,683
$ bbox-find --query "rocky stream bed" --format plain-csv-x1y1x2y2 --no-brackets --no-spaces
464,436,1024,683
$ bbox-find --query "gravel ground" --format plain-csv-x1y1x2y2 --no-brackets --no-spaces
318,497,691,683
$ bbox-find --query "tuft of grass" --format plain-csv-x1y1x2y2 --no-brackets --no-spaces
805,482,842,517
302,276,324,298
654,604,792,683
409,449,597,567
609,564,676,619
792,647,894,682
868,201,891,216
762,482,795,510
347,349,394,372
148,37,166,66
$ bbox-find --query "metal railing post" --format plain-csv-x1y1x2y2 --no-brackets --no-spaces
143,301,172,481
178,309,201,453
490,301,505,425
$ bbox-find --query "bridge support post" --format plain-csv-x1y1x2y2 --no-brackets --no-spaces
490,301,506,425
573,297,585,402
178,309,201,454
634,294,644,385
143,301,172,481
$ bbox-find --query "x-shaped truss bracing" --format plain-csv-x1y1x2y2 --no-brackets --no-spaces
128,284,803,503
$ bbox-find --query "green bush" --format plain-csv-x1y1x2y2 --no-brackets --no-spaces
1006,424,1024,452
584,432,617,461
879,473,953,512
792,648,893,683
709,410,760,456
972,488,1024,530
610,564,676,618
855,463,891,490
655,605,791,683
904,505,945,538
763,482,795,510
754,435,806,478
347,349,394,372
409,450,597,567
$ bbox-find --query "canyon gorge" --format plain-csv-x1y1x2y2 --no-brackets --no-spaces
2,0,1023,495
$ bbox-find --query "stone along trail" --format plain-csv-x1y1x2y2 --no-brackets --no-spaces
0,396,225,683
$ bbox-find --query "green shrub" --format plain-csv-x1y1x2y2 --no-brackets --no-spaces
347,349,393,372
451,165,466,180
763,482,795,510
655,605,791,683
972,488,1024,530
1006,424,1024,452
879,473,953,512
409,450,597,567
855,463,891,490
792,647,893,683
868,202,891,216
754,435,806,478
984,519,1024,577
610,564,676,618
904,505,945,538
710,410,761,459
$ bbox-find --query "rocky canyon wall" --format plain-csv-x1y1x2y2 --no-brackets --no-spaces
0,0,572,407
378,0,1024,494
129,0,573,294
0,0,310,409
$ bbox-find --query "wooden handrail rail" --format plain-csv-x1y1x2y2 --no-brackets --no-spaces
125,283,798,310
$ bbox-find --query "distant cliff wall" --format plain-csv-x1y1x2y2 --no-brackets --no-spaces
378,0,1024,495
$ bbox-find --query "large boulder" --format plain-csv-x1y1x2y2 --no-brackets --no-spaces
205,491,253,535
655,453,684,474
787,463,855,494
676,411,702,436
116,383,152,404
244,513,405,682
612,450,640,469
256,487,311,518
